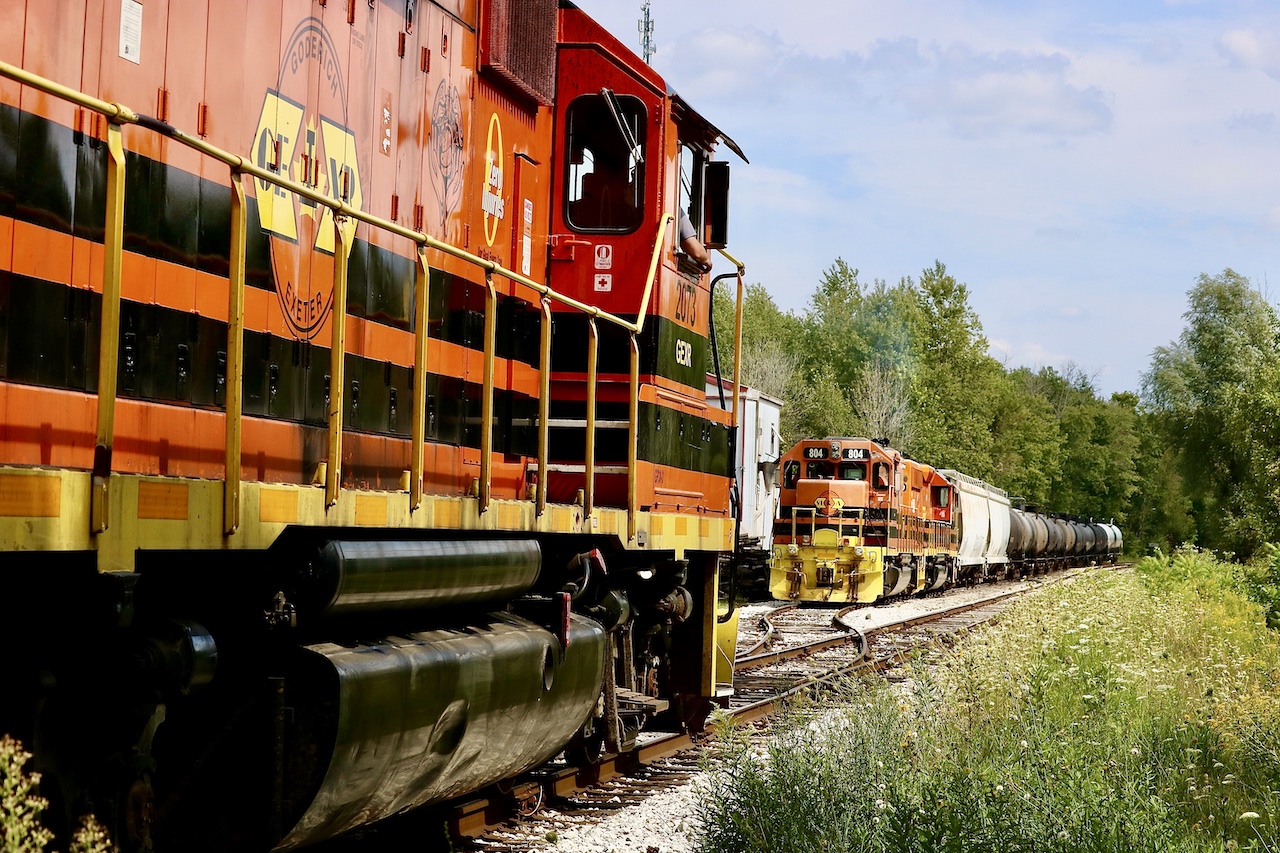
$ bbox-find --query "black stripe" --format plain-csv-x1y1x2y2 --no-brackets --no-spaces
0,271,538,457
550,312,709,391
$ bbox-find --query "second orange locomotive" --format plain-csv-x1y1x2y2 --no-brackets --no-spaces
771,437,957,602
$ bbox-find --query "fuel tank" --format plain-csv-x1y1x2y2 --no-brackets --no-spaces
293,539,543,618
274,612,605,850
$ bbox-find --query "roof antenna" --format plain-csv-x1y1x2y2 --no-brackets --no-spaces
638,1,655,64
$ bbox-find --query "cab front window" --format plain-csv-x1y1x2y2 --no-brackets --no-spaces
806,461,833,479
839,462,867,481
565,93,646,232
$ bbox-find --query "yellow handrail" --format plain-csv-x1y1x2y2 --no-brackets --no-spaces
224,175,247,534
90,121,126,534
479,272,498,512
633,214,674,335
584,317,599,518
326,218,354,507
409,248,430,510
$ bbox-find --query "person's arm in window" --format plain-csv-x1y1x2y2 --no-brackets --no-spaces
678,210,711,271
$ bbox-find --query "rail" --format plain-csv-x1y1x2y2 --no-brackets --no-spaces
0,61,743,537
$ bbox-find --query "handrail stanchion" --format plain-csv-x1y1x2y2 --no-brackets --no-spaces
479,271,497,513
410,247,430,510
632,214,673,334
325,216,353,507
627,333,639,540
537,298,552,517
584,316,599,520
91,121,127,535
223,173,247,534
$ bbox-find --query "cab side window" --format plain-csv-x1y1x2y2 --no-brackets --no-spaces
565,94,646,232
872,462,891,491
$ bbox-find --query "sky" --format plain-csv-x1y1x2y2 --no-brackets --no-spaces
573,0,1280,397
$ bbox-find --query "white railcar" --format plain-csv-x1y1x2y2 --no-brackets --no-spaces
939,469,1011,582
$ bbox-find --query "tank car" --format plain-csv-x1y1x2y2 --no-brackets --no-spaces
770,438,958,603
0,1,750,850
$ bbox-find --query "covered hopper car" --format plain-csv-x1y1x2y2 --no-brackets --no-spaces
0,1,752,850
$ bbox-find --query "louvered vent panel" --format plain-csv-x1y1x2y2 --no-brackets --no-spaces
481,0,557,106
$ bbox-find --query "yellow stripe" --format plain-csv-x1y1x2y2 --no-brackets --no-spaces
552,506,573,532
0,473,61,517
436,501,461,528
137,481,188,520
259,488,299,524
354,494,388,526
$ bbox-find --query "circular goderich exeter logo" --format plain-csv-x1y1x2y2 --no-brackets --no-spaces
250,18,365,340
814,490,845,517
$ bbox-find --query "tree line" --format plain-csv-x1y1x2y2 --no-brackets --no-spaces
711,262,1280,559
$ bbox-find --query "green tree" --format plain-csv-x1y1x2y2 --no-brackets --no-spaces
1141,269,1280,557
907,262,999,475
988,367,1061,505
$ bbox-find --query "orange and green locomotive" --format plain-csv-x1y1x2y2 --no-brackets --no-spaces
770,437,958,603
0,1,749,849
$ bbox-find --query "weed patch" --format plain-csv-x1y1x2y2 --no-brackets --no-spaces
698,552,1280,852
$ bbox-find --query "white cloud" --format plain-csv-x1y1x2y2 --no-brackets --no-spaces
1219,29,1280,80
896,45,1113,137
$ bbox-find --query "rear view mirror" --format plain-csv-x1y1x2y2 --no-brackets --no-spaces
702,161,729,249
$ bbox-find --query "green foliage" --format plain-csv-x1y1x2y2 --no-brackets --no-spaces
1142,270,1280,558
698,556,1280,853
707,257,1145,522
1,735,53,853
989,368,1062,504
0,736,116,853
906,262,1001,476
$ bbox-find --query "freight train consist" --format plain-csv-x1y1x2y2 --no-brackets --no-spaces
771,438,1122,603
0,1,752,850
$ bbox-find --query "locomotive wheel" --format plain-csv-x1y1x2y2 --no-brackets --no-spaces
565,721,607,767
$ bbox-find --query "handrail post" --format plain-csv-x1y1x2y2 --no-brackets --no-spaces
91,121,127,535
410,247,430,510
627,333,639,540
731,269,745,517
537,298,552,517
584,317,599,520
480,270,497,513
224,173,247,534
326,214,353,507
633,214,673,334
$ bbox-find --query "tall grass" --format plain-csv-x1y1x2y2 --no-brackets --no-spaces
698,549,1280,853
